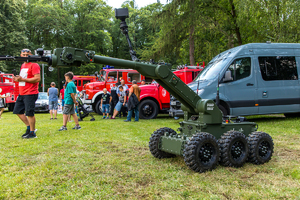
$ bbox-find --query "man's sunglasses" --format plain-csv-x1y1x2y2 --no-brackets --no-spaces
21,49,31,53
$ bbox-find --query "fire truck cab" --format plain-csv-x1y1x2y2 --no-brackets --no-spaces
0,73,19,111
73,75,97,92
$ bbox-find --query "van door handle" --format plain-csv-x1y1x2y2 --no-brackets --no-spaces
246,83,254,86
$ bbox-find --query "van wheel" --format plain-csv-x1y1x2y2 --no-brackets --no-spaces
284,113,300,118
95,101,103,115
218,104,228,116
139,100,158,119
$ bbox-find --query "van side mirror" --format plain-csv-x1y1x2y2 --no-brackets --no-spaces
223,70,233,82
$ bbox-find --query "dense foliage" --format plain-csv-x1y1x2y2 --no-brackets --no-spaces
1,0,300,89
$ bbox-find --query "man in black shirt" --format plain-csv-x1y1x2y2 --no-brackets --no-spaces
110,82,120,117
101,88,112,119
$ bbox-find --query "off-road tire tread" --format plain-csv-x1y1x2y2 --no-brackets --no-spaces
149,127,177,159
183,132,219,173
219,130,248,168
247,131,274,165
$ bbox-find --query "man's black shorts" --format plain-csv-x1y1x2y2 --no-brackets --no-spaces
13,94,38,116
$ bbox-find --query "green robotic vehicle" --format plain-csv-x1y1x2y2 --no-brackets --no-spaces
1,46,273,173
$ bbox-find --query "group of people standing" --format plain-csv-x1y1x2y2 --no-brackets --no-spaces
101,79,141,122
7,48,142,139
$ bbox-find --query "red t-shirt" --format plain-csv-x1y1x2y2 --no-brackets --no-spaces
60,89,65,99
19,62,40,95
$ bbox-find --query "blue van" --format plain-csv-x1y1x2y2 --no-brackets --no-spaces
170,43,300,117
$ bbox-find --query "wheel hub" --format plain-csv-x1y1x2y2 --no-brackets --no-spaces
142,105,153,115
199,143,214,163
231,141,244,159
259,141,270,157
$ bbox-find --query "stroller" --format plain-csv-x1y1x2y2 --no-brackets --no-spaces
76,97,95,121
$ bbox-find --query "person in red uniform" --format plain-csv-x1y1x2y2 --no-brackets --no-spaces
60,84,65,111
13,49,41,139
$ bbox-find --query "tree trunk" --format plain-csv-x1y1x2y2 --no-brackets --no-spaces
229,0,242,45
189,25,195,66
189,0,195,65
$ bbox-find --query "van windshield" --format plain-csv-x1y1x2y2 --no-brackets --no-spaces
194,58,227,81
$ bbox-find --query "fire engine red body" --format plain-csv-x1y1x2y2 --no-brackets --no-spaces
0,74,19,111
82,66,203,119
73,75,97,92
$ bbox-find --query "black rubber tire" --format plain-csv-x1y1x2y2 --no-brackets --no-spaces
149,127,177,159
219,131,249,168
284,113,300,118
247,131,274,165
183,132,220,173
95,100,103,115
8,103,15,112
139,99,159,119
218,104,228,116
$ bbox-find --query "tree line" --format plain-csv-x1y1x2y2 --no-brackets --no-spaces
1,0,300,89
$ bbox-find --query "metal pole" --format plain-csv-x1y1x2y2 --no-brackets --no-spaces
42,64,45,92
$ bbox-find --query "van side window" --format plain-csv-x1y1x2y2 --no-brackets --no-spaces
227,57,251,81
259,56,297,81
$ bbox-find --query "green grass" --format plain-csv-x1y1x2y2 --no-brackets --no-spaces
0,112,300,199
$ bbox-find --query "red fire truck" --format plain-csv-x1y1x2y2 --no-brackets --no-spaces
73,75,97,92
82,65,203,119
138,66,203,119
0,73,19,111
82,66,153,115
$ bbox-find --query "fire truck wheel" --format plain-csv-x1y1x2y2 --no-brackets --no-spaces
149,127,177,159
219,131,249,168
247,132,274,165
8,103,15,112
95,100,103,115
183,132,219,173
139,99,158,119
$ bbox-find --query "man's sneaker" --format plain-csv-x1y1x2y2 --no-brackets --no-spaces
22,129,37,138
72,125,81,130
59,126,67,131
23,131,37,139
22,129,30,138
106,116,109,119
102,116,106,119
